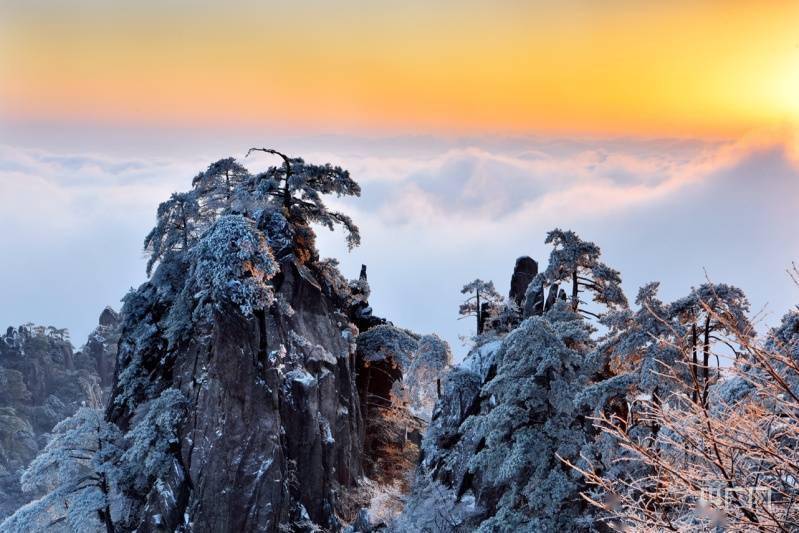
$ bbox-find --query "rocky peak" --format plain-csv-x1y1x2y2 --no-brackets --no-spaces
99,306,120,327
92,153,449,532
508,256,538,307
77,307,121,390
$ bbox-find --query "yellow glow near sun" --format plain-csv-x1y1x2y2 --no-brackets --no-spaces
774,55,799,119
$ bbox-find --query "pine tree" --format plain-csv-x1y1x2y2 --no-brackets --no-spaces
143,149,361,276
668,283,751,405
118,388,187,493
461,303,596,531
184,214,278,317
575,286,799,531
1,408,121,533
191,157,249,218
246,148,361,250
534,229,627,318
459,279,503,335
143,191,201,276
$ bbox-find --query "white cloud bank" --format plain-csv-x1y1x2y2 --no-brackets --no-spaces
2,132,798,356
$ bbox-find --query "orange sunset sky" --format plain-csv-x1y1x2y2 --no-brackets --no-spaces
1,0,798,138
3,1,799,353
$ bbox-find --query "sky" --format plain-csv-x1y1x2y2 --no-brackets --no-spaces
1,1,799,356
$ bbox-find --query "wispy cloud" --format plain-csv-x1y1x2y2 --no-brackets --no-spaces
2,132,798,356
319,132,798,229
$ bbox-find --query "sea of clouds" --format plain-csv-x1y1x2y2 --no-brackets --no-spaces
2,130,798,356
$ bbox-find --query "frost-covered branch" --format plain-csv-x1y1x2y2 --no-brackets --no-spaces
575,298,799,531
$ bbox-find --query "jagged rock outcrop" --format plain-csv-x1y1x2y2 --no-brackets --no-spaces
508,256,538,307
106,252,361,531
106,251,447,532
102,214,447,532
99,153,454,532
347,326,451,530
81,307,121,389
0,318,114,520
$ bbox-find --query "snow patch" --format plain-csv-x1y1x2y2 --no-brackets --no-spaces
461,339,501,378
286,368,317,388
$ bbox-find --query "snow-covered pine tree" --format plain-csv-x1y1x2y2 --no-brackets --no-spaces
0,408,120,533
582,280,751,411
246,148,361,257
769,309,799,360
460,302,597,531
117,388,187,494
529,228,627,318
574,280,799,531
191,157,249,218
459,279,503,335
399,232,632,531
565,279,755,531
668,282,751,405
145,150,361,275
143,191,201,276
183,214,278,318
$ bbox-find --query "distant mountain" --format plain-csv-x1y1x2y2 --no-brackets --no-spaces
0,310,119,520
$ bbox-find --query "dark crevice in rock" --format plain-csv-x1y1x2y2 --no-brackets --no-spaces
254,308,268,366
456,471,474,501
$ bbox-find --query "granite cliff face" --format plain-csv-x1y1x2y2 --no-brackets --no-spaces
106,257,356,530
106,253,447,532
88,153,450,532
0,311,119,520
